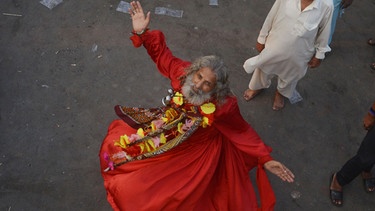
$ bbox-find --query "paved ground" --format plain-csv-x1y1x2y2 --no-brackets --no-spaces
1,0,375,210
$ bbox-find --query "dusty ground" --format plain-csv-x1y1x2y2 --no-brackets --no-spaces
1,0,375,210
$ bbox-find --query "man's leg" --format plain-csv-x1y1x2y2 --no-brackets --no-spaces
336,127,375,187
243,68,273,101
330,127,375,205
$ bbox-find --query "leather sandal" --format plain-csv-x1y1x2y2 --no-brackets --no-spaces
363,177,375,193
330,173,343,207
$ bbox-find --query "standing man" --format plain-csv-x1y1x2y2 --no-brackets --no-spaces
243,0,333,110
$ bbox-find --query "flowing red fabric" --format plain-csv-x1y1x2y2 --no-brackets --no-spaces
99,30,276,210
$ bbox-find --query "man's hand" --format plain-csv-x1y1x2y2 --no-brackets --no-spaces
363,113,375,130
308,57,322,68
129,1,151,33
264,160,295,183
256,42,265,53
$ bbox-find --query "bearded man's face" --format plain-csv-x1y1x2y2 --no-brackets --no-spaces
181,67,216,105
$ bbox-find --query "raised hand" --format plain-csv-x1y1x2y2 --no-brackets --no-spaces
129,1,151,33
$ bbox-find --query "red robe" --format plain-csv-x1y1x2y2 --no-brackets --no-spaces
99,30,276,211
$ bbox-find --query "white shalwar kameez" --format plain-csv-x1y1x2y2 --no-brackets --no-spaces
243,0,333,103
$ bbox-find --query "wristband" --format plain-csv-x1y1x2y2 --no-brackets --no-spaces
369,107,375,117
132,28,149,36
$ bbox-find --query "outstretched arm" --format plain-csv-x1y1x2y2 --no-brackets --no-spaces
212,97,295,183
127,1,190,88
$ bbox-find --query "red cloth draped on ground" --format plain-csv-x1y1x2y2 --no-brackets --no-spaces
99,30,276,210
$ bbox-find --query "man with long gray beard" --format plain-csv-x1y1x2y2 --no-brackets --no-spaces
99,1,294,210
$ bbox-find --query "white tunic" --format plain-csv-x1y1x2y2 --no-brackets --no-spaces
243,0,333,103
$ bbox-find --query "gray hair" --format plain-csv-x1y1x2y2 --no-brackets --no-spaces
184,55,232,105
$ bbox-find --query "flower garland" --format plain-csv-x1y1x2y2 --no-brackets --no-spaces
171,91,216,127
103,91,216,172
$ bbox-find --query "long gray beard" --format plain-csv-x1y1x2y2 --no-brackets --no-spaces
181,75,212,105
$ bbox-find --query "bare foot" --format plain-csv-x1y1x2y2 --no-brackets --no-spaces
243,89,262,101
272,91,284,110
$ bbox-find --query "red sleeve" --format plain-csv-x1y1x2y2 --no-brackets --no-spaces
213,96,273,164
130,30,191,90
213,96,276,210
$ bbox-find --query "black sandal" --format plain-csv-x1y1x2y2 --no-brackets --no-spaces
363,177,375,193
330,174,343,206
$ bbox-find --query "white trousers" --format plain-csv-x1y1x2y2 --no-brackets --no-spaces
248,68,303,104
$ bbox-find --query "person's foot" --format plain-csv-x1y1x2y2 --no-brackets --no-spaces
272,91,284,111
330,173,343,206
243,89,262,101
361,171,375,192
367,38,375,46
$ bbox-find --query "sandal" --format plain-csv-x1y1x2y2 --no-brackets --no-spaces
330,173,343,207
363,178,375,193
370,63,375,71
368,38,375,46
362,172,375,193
